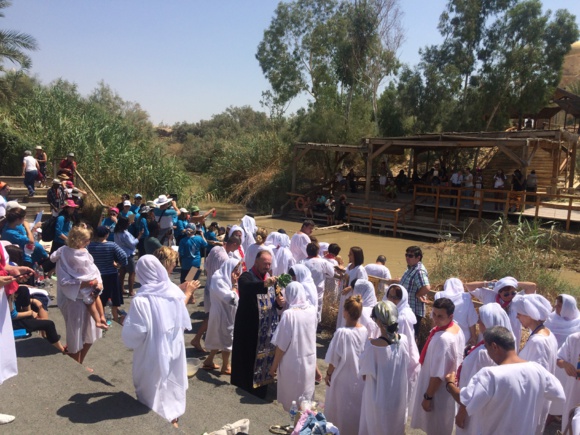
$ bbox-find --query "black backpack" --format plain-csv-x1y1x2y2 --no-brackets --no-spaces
41,216,57,242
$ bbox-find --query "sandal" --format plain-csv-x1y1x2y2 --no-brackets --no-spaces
62,345,69,355
269,425,291,434
220,368,232,375
202,363,220,371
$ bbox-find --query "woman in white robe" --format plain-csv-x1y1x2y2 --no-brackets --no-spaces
323,295,368,435
352,279,379,338
203,258,240,374
244,228,276,271
556,332,580,433
512,293,559,434
545,294,580,415
289,264,318,310
240,215,257,253
383,284,420,414
455,303,511,435
227,225,246,266
359,300,410,435
122,255,192,427
269,282,317,411
267,232,295,276
336,247,367,329
435,278,478,346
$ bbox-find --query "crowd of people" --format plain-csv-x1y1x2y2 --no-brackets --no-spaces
1,158,579,433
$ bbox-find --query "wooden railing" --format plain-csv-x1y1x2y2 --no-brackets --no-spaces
412,184,580,231
347,204,403,237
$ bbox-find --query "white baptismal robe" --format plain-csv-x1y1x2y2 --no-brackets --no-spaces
205,278,239,352
411,326,465,435
122,295,191,422
271,305,317,411
336,265,368,329
324,326,368,435
364,263,391,295
0,284,17,384
359,335,410,435
289,232,310,263
557,332,580,432
460,362,565,435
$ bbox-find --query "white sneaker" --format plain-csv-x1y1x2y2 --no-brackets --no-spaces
0,414,15,424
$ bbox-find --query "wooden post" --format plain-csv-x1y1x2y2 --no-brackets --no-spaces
568,136,577,190
478,188,484,220
455,188,461,223
434,185,440,222
393,210,398,237
365,144,373,204
369,208,373,232
291,146,297,192
566,197,573,231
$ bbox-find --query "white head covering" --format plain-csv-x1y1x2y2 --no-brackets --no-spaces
284,281,310,309
479,302,514,334
290,264,317,307
318,242,329,256
134,255,191,332
435,277,464,302
383,283,417,326
493,276,519,294
240,215,256,249
278,233,291,248
228,225,245,245
545,294,580,345
353,279,377,307
511,293,552,322
265,231,281,247
211,258,240,296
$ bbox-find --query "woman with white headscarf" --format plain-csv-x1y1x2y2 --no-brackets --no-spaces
435,278,478,346
240,215,257,253
122,255,192,428
267,231,295,276
359,301,410,435
351,279,379,338
453,303,512,434
383,284,420,413
512,293,559,434
269,282,317,411
227,225,246,266
544,294,579,416
203,258,241,375
289,264,317,309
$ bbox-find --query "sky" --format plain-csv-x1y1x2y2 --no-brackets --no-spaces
4,0,580,125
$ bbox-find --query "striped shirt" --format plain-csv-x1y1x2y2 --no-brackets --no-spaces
87,241,127,276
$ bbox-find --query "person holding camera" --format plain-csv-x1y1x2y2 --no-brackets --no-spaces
152,195,181,245
177,226,208,283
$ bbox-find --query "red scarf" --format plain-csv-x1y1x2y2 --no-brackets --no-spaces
0,247,19,296
495,293,511,310
419,320,454,365
250,266,267,281
456,340,485,385
238,247,247,271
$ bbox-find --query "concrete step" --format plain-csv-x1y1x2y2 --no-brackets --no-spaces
8,187,51,203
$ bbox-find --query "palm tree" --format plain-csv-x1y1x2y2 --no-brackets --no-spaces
0,0,38,71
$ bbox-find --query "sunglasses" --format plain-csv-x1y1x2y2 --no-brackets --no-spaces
405,253,416,258
500,291,517,297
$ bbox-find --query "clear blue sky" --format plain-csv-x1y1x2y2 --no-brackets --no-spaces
4,0,579,125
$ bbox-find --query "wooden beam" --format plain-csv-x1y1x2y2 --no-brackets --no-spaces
526,139,540,166
365,145,373,203
293,147,310,163
371,143,392,159
496,143,526,166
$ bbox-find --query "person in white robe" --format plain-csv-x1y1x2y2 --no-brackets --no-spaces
266,232,295,276
445,325,565,435
122,255,192,427
351,279,379,338
511,293,559,433
203,258,240,374
289,220,314,263
434,278,478,346
557,332,580,433
302,243,335,321
323,295,368,435
454,303,511,434
364,255,391,297
336,247,367,329
466,276,536,351
244,227,276,271
289,265,318,310
240,215,257,253
383,284,420,414
545,294,580,416
269,282,317,411
411,297,465,435
359,300,410,435
227,225,246,265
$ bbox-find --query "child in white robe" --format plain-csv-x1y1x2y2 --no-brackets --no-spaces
323,295,368,435
358,300,410,435
270,282,317,411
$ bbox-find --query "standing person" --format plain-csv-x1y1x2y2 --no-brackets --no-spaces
289,265,318,310
473,168,483,209
302,242,335,321
240,214,257,253
289,219,314,263
463,167,473,207
509,169,525,212
87,226,128,323
100,207,119,241
269,281,317,411
324,295,368,435
336,246,367,329
395,246,430,336
346,168,357,193
493,169,506,211
359,301,410,435
325,195,335,225
152,195,180,245
449,167,463,207
445,326,565,435
557,332,580,433
434,278,478,347
34,146,47,188
51,200,78,254
334,194,349,225
245,227,275,271
21,150,39,198
135,205,151,256
122,255,192,428
47,179,66,217
267,231,295,276
203,258,241,375
411,297,465,435
58,152,77,183
178,227,207,283
130,194,143,214
190,235,241,352
174,209,189,247
526,169,538,203
231,251,285,399
364,255,391,297
0,181,9,220
114,216,138,297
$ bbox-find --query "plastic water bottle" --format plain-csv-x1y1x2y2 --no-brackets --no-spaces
289,400,298,429
105,299,113,326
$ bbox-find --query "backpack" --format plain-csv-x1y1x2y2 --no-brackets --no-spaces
41,216,57,242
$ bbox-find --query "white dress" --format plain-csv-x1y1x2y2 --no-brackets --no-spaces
460,362,565,435
0,271,17,383
411,325,465,435
558,332,580,433
359,335,410,435
289,232,310,263
271,304,317,411
323,326,368,435
336,265,368,329
364,263,391,295
203,246,230,313
302,256,334,320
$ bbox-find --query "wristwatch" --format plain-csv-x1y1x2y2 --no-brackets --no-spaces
423,393,433,400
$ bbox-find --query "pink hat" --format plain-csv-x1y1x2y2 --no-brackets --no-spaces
109,207,119,214
64,199,78,208
65,181,74,187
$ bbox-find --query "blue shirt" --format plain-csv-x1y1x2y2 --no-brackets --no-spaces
2,225,33,262
101,217,116,241
54,215,72,247
178,234,208,269
174,219,189,244
114,230,139,257
137,216,149,239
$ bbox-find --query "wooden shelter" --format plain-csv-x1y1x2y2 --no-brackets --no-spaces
291,129,579,203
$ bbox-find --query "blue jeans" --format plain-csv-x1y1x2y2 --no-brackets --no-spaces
24,170,38,195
